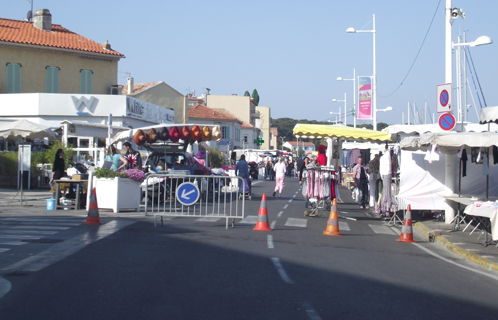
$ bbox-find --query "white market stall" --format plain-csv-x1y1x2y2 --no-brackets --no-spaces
398,131,498,237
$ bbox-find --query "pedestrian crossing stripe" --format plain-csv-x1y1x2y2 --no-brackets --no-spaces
339,221,350,231
284,218,307,228
195,218,220,222
0,248,10,253
368,224,397,235
239,215,258,224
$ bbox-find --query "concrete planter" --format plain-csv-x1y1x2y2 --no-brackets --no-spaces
94,177,141,213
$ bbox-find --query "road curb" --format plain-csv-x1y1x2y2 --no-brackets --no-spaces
414,222,498,272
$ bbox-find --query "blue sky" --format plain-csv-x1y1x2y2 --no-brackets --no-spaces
5,0,498,126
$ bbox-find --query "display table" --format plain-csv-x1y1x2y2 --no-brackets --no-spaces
54,179,87,210
464,204,498,241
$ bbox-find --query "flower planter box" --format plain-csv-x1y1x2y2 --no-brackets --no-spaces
94,177,141,213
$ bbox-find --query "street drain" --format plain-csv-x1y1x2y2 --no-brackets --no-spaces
22,239,63,244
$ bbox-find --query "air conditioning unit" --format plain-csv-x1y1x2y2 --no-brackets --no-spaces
109,85,122,95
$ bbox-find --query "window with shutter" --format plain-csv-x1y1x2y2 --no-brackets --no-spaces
46,66,60,93
6,63,21,93
80,69,93,94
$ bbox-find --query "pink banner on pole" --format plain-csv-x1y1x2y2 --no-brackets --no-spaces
358,76,372,120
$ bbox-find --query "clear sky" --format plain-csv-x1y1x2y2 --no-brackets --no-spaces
5,0,498,126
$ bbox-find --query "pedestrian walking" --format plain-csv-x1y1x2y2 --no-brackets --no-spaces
273,156,287,197
352,156,369,209
266,159,274,181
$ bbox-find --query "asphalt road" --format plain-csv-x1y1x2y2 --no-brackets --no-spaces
1,177,498,319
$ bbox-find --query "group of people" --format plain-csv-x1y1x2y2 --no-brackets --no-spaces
351,149,393,214
236,155,289,197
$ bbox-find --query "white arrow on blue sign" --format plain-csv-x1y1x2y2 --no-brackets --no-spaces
175,182,200,206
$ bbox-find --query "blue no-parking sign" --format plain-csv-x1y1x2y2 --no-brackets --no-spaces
438,113,456,131
437,83,452,113
176,182,200,206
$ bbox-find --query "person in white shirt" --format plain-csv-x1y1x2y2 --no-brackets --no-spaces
273,156,287,198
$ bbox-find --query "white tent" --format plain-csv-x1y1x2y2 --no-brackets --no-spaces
0,119,57,140
479,106,498,124
398,132,498,212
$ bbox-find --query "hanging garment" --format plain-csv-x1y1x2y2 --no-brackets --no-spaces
342,150,350,166
350,149,361,165
461,148,468,177
323,173,331,199
493,146,498,165
380,174,392,213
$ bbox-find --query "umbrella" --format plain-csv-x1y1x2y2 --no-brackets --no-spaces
0,120,57,205
0,119,57,140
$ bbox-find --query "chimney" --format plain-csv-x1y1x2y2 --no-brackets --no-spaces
127,77,134,95
33,9,52,31
102,40,112,50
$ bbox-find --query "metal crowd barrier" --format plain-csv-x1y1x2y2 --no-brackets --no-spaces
143,173,246,228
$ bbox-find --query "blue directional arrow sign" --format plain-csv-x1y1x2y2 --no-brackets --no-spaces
176,182,200,206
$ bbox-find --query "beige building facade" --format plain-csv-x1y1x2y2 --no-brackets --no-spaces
255,106,271,150
206,95,259,126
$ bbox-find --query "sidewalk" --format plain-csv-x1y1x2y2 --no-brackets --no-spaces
341,184,498,272
413,217,498,272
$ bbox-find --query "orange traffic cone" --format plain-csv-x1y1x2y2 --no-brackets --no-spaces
83,188,102,225
323,199,342,236
253,193,272,231
397,204,416,243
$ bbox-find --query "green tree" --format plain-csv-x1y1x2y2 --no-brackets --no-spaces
244,91,250,96
251,89,260,104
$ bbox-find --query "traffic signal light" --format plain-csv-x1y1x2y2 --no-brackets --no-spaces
257,137,264,145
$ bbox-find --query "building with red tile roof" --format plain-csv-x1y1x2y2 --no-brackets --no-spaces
0,9,124,95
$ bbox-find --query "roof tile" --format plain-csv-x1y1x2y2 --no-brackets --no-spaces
0,17,124,57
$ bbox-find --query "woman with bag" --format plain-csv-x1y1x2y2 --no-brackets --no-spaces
106,145,128,171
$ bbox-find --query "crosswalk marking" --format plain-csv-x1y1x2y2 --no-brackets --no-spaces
0,217,86,255
339,221,350,231
0,225,71,230
0,230,58,235
369,224,397,235
195,218,220,222
284,218,307,228
0,241,27,246
239,215,258,224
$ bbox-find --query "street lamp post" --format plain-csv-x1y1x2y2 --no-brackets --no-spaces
347,14,376,130
337,69,356,128
332,93,347,126
329,110,341,125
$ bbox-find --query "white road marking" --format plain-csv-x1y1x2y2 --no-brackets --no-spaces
277,211,283,218
0,241,27,246
284,218,307,228
292,194,296,198
0,225,70,230
195,218,220,222
283,204,289,209
2,220,135,272
0,277,11,299
369,224,397,235
271,257,295,284
239,216,258,224
339,221,350,231
288,199,292,203
301,301,322,320
0,235,42,239
267,235,274,249
0,248,11,253
0,230,58,235
390,228,498,281
270,221,277,230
